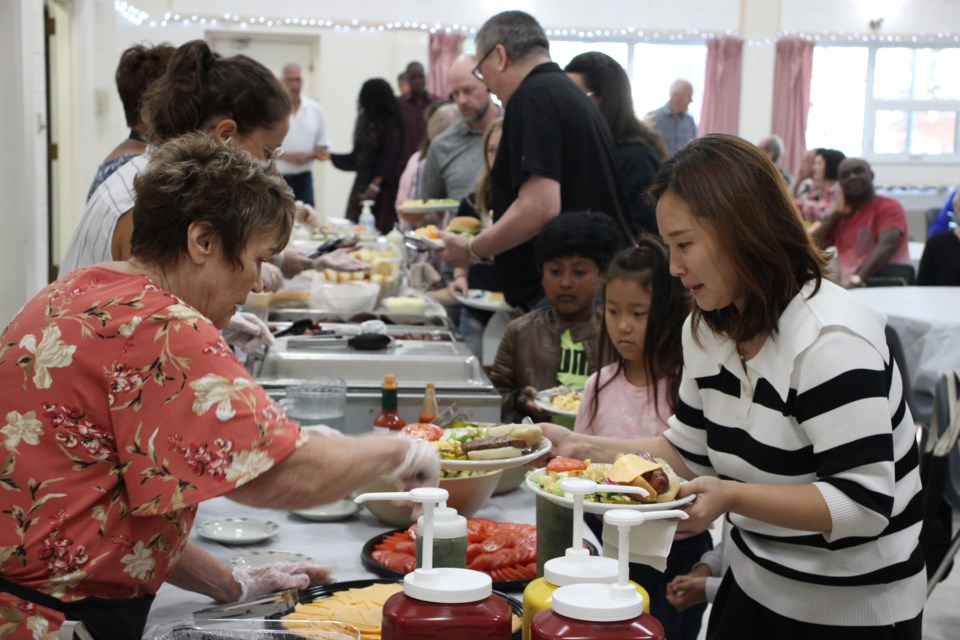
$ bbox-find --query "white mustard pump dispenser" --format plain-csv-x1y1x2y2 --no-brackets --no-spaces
530,508,689,640
521,478,652,640
359,199,376,233
354,487,512,640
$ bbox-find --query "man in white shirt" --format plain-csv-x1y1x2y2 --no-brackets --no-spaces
276,63,330,205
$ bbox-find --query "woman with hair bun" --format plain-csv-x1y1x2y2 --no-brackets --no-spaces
63,39,292,273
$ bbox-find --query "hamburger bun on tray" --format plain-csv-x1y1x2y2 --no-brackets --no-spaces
608,453,681,503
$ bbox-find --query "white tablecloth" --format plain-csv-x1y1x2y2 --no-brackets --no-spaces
850,286,960,395
144,486,543,638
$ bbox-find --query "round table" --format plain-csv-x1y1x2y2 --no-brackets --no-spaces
850,286,960,395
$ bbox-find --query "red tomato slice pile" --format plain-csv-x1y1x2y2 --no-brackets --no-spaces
371,518,538,582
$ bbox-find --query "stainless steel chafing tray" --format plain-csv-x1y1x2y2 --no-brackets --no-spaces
247,325,503,433
267,309,450,329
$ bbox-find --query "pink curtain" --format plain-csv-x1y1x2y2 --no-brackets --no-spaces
429,32,465,99
772,37,814,176
698,36,743,136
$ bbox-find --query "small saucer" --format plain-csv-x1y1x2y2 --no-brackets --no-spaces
230,550,315,569
196,517,279,545
292,499,361,522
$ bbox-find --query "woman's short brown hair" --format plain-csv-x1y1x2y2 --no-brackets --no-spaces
648,134,828,343
130,133,295,269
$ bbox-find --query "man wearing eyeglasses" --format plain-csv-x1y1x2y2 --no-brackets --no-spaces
438,10,635,311
276,63,330,207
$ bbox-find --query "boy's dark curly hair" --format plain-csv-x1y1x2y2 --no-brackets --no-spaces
534,211,623,273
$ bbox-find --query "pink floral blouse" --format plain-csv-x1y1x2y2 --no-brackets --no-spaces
0,267,302,636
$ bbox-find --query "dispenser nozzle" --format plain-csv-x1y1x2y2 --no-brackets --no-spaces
354,486,449,572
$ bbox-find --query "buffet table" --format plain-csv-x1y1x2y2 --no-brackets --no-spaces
144,485,544,637
850,286,960,395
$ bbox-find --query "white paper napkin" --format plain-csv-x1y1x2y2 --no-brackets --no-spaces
601,516,679,572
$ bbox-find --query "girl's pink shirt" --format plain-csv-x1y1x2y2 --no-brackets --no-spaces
574,362,672,438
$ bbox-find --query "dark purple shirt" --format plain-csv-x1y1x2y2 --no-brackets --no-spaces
397,91,440,169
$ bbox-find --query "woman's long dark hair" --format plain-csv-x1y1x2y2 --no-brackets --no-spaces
589,236,688,427
564,52,667,161
355,78,405,150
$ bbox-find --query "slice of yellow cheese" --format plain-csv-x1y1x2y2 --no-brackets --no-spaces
608,453,662,484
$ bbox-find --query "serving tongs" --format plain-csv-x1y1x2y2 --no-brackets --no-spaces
432,403,474,428
306,234,359,259
193,588,301,621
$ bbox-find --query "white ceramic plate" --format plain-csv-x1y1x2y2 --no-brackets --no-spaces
403,231,446,250
292,499,361,522
196,518,279,545
524,465,696,513
440,437,552,472
229,550,315,569
454,289,512,313
396,201,460,214
532,387,583,418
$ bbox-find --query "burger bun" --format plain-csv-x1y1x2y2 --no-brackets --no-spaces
465,446,523,461
446,216,482,237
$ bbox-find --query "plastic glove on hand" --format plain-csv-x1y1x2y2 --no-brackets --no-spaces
261,262,284,293
231,561,333,601
315,247,371,272
386,439,440,492
222,312,275,353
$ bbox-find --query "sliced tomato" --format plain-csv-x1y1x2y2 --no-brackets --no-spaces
547,456,588,473
372,550,416,574
400,423,444,441
393,540,416,555
481,534,515,552
466,543,485,563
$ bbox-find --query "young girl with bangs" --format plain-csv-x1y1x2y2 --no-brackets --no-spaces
575,236,713,640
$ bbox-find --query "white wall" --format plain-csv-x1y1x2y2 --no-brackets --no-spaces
0,0,47,328
9,0,960,321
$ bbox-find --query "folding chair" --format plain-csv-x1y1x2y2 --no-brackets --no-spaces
885,325,933,427
922,370,960,596
866,263,916,287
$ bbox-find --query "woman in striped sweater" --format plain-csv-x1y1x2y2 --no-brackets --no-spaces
543,134,925,639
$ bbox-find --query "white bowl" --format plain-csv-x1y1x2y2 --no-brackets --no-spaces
359,470,504,527
310,281,380,314
493,465,528,495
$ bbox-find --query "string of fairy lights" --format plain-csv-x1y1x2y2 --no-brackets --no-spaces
114,1,960,46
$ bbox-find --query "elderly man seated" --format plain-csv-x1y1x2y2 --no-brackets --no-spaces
811,157,909,287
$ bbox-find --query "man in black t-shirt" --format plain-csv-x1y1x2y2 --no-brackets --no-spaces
438,10,634,310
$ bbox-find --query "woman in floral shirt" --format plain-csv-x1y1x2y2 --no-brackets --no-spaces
0,134,439,639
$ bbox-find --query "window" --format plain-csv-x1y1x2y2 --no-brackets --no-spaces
807,44,960,161
549,40,629,70
631,43,707,122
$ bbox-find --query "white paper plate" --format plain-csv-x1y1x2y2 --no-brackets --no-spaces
229,550,315,569
454,289,512,312
440,437,552,471
403,231,445,250
525,465,696,513
532,388,582,418
396,201,460,213
292,499,361,522
196,518,279,545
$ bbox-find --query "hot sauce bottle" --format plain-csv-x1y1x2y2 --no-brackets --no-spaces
419,383,439,424
373,374,406,434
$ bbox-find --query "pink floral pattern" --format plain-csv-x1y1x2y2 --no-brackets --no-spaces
0,267,301,637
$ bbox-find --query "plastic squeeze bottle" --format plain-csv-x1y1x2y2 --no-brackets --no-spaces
359,199,377,233
373,374,406,435
355,487,512,639
415,505,466,569
522,478,651,640
530,508,689,640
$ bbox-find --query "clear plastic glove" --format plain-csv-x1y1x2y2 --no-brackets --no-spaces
295,201,322,229
276,248,312,279
222,311,275,353
261,262,284,292
231,561,333,601
447,273,468,296
386,439,440,491
315,247,371,272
